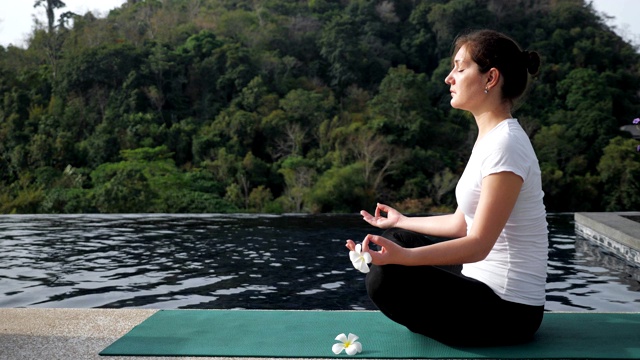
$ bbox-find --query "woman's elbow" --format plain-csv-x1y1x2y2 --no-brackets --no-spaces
468,249,492,263
466,235,497,262
452,226,468,238
450,209,468,238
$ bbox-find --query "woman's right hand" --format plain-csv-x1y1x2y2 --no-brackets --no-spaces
360,203,404,229
346,235,406,266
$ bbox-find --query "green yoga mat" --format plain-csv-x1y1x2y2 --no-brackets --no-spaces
100,310,640,358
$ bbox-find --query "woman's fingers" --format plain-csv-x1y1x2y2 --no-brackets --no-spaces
362,236,370,252
377,203,391,214
364,234,401,265
345,239,356,251
363,234,390,254
365,234,385,248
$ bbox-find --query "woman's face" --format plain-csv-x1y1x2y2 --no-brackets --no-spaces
444,45,487,112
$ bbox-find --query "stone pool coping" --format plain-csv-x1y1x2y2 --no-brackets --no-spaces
574,212,640,265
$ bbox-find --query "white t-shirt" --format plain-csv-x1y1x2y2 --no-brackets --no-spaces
456,119,548,306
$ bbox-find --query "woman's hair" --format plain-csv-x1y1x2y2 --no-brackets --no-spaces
452,29,541,105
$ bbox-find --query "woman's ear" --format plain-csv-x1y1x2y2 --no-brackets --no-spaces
486,68,501,91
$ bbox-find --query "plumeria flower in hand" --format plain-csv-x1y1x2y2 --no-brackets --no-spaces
332,333,362,355
349,243,372,273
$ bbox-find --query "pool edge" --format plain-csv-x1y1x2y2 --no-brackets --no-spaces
574,212,640,265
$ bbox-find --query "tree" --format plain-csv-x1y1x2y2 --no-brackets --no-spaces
597,137,640,211
400,1,438,73
348,127,404,196
0,173,45,213
277,156,316,212
369,65,434,147
261,88,335,160
318,15,364,91
318,1,399,93
91,164,157,213
427,0,492,57
2,0,639,214
34,0,67,34
308,163,368,213
248,185,274,212
556,68,617,171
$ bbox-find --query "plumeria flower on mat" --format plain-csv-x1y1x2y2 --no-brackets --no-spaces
332,333,362,355
349,243,372,273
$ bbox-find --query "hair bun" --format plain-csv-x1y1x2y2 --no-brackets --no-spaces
523,50,541,76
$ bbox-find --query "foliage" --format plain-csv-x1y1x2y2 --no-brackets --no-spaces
598,137,640,211
0,0,639,214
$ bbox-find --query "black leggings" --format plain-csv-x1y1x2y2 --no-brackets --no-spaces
365,228,544,347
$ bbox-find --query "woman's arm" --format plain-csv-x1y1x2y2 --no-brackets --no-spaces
361,171,523,266
360,203,467,239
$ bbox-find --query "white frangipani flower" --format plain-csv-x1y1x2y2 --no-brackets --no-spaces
349,243,372,273
332,333,362,355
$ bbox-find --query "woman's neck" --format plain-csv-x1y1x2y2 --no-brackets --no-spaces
474,108,512,141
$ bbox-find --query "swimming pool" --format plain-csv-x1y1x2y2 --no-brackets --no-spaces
0,213,638,311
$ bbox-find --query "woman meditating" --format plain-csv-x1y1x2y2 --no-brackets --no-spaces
346,29,547,347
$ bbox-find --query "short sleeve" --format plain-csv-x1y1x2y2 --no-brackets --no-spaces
480,141,530,181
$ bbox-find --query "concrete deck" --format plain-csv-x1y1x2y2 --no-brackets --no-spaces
0,308,276,360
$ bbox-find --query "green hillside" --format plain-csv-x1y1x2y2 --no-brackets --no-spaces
0,0,638,214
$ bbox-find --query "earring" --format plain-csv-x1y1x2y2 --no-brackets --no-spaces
484,87,489,94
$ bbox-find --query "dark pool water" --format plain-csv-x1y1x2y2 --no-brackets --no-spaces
0,213,638,311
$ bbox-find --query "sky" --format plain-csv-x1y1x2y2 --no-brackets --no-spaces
0,0,638,48
0,0,127,47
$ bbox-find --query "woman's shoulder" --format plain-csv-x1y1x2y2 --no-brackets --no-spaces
476,119,537,165
485,119,532,149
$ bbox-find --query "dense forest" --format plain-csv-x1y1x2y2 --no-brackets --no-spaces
0,0,639,214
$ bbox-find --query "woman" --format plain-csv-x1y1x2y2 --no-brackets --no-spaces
346,29,547,347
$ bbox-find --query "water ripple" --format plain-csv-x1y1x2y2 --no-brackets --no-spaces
0,213,638,311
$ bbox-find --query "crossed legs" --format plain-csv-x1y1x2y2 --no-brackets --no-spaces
365,228,543,347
